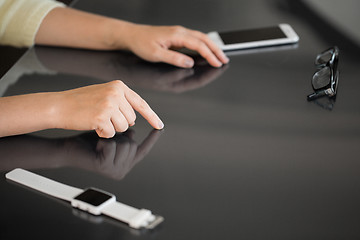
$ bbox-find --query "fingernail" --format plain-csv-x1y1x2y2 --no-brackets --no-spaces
184,59,194,68
158,120,164,129
222,52,229,63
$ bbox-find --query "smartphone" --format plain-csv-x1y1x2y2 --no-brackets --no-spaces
208,24,299,51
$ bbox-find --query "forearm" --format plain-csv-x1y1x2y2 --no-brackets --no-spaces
35,7,135,50
0,93,59,137
0,81,163,138
34,5,228,68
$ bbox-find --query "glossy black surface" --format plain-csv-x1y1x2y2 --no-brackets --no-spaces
1,0,360,239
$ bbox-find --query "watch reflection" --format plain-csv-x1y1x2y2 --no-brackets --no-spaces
0,129,162,180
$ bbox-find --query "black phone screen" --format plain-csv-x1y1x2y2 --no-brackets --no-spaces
219,26,287,45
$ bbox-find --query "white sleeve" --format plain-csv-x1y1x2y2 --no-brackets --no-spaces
0,0,66,47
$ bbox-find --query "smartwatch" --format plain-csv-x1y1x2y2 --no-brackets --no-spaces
5,168,163,229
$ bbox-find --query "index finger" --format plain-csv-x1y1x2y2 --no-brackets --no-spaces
180,36,222,67
189,30,229,64
125,88,164,130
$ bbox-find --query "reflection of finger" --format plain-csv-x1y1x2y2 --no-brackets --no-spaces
113,140,131,167
123,129,135,139
112,140,136,180
118,141,138,173
196,64,229,86
154,69,194,92
157,68,194,85
95,139,116,168
173,64,229,92
164,64,227,93
134,129,163,164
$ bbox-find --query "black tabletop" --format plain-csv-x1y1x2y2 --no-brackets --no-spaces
1,0,360,239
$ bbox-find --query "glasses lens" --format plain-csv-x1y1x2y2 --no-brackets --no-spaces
312,66,331,90
315,50,334,65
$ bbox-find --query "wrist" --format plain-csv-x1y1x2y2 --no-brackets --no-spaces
42,92,63,130
104,19,138,50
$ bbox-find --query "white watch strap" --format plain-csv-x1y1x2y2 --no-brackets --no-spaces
5,168,82,201
5,168,164,229
102,201,163,229
102,201,139,223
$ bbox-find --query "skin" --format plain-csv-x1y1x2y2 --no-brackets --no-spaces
0,80,162,138
0,6,229,138
35,7,229,68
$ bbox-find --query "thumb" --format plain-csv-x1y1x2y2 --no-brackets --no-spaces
157,48,194,68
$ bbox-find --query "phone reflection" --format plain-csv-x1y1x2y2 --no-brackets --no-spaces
33,46,228,93
0,129,162,180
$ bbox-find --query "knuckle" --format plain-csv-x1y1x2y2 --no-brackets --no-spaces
99,97,114,110
95,124,115,139
106,80,127,96
104,88,118,99
196,31,208,40
195,40,207,50
102,133,114,139
137,98,150,112
171,25,185,35
114,119,129,132
110,79,125,87
118,124,129,133
91,113,107,129
197,42,212,56
129,114,137,124
151,48,163,61
101,131,115,139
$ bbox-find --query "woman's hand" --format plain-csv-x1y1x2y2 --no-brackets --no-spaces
36,7,228,68
123,24,229,68
0,81,163,138
55,80,164,138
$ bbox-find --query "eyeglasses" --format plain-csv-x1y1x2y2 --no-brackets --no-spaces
307,46,339,101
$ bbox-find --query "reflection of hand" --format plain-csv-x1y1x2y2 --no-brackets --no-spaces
0,129,162,180
144,64,229,93
35,47,228,93
65,130,163,180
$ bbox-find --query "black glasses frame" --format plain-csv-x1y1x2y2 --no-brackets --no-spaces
307,46,339,101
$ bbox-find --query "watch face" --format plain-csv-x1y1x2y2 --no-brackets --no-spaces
74,188,113,206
